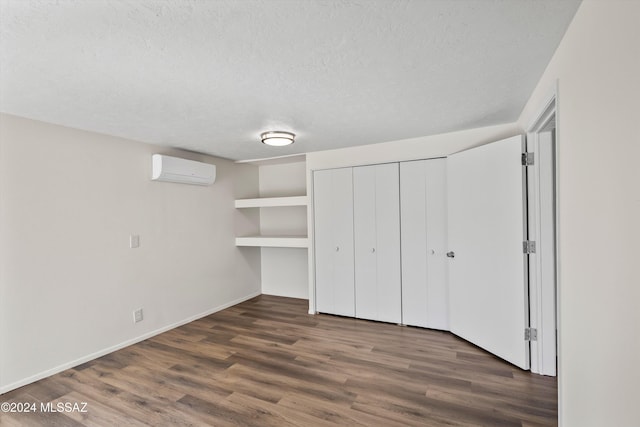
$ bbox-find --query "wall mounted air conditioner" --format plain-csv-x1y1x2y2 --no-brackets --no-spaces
151,154,216,186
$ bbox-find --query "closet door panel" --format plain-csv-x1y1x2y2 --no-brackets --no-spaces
332,168,355,317
353,166,377,320
373,163,402,323
424,159,449,330
400,161,429,327
353,163,401,323
313,169,335,314
400,159,448,329
313,168,354,317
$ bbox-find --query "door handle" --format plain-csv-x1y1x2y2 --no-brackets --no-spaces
446,251,455,258
372,248,376,253
336,246,340,252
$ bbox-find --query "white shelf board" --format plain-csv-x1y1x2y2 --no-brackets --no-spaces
235,196,308,208
235,236,309,248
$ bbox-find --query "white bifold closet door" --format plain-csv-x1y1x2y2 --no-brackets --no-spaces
400,159,449,330
447,135,530,370
353,163,401,323
313,168,355,317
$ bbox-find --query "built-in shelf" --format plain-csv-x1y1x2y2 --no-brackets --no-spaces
235,196,308,208
235,195,308,248
235,236,309,248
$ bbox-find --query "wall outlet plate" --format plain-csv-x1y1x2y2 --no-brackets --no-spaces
130,235,140,249
133,308,143,323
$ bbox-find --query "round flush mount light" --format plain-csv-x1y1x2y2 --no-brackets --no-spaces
260,131,295,147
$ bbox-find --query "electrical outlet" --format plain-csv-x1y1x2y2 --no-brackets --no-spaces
133,308,143,323
130,234,140,249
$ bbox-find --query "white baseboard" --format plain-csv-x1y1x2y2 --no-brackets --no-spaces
260,291,309,301
0,291,261,395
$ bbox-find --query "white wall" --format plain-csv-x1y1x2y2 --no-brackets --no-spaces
306,123,520,171
517,1,640,426
258,161,308,299
305,122,520,313
0,113,262,393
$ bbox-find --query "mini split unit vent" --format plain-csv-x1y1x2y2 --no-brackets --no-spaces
151,154,216,186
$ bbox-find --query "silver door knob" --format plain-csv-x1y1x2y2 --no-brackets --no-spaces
371,248,376,253
446,251,455,258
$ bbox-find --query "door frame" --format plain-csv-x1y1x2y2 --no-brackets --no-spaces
526,86,560,377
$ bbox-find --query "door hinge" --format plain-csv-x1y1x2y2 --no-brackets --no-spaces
523,240,536,254
521,152,535,166
525,328,538,341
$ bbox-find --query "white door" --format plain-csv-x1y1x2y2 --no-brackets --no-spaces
313,168,355,317
353,163,401,323
400,159,449,329
447,135,530,369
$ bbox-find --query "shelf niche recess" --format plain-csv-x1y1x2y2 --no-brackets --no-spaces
235,196,308,248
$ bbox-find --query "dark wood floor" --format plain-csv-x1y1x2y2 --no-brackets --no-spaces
1,295,557,426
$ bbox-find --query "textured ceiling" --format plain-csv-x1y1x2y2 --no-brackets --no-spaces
0,0,580,160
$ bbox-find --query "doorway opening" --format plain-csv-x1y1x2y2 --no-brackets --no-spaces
526,95,558,376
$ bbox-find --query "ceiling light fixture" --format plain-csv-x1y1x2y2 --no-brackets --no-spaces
260,131,295,147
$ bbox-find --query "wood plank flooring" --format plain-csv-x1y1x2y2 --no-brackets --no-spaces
0,295,557,426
